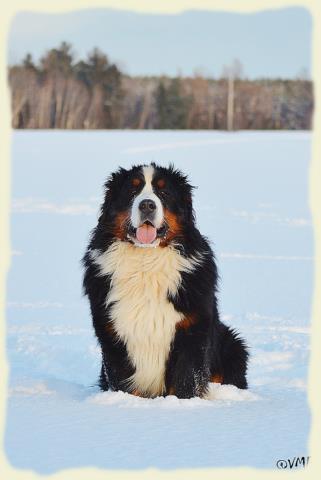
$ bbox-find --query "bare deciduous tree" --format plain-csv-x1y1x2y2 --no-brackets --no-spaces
8,45,313,130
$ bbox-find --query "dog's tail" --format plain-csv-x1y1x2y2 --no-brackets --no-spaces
215,322,249,389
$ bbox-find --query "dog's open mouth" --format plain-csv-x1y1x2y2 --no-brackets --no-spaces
136,221,157,244
128,221,167,246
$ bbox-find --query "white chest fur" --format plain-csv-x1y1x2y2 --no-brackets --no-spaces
92,241,199,397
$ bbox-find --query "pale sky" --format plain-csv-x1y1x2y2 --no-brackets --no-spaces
8,7,311,79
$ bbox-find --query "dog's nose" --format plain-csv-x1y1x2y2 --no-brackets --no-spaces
139,199,156,212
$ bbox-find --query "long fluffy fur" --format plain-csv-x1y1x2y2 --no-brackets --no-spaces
83,163,249,399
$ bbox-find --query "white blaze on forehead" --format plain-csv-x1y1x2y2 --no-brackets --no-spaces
130,165,164,230
142,165,154,192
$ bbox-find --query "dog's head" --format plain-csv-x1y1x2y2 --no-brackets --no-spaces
99,163,194,247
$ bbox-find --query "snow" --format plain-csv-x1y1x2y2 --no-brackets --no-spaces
88,384,259,408
5,131,312,472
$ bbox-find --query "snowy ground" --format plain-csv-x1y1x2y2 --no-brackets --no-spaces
5,131,312,473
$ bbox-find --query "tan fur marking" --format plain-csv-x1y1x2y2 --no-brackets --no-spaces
210,374,224,384
113,212,129,240
106,322,115,335
131,389,143,397
160,209,182,246
157,178,166,189
132,178,141,187
176,314,197,330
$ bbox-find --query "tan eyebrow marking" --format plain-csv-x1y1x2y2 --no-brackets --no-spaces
156,178,166,189
132,178,141,187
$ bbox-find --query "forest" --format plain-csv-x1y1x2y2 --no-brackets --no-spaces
8,42,313,130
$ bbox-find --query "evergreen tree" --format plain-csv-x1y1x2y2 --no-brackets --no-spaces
166,78,190,128
22,53,36,71
8,43,314,130
74,48,121,94
40,41,73,76
155,78,190,129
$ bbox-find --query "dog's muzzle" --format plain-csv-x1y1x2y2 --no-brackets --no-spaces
138,199,157,223
129,193,166,246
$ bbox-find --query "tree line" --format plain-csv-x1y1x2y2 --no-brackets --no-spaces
8,42,313,130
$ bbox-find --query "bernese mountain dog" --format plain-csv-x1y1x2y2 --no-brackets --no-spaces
83,163,248,399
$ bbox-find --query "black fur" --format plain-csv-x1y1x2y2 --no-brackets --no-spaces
83,163,248,398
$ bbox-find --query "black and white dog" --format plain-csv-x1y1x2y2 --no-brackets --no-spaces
83,163,248,399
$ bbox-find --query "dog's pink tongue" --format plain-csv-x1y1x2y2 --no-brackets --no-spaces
136,224,157,244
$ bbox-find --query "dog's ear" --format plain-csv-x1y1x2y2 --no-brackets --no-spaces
98,167,128,223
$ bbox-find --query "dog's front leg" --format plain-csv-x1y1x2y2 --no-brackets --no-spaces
165,327,210,399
